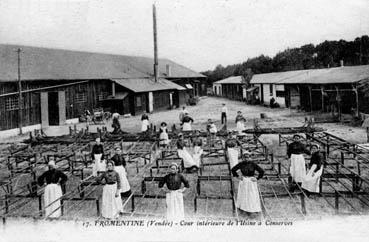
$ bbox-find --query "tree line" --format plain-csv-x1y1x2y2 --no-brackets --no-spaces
202,35,369,85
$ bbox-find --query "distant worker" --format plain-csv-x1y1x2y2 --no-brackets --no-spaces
231,158,264,218
179,106,187,123
207,119,218,134
206,119,217,147
192,130,203,167
302,144,324,195
225,132,242,169
37,159,68,218
159,122,170,147
270,97,280,108
141,112,150,132
111,114,121,134
181,112,194,131
96,161,123,219
91,138,106,177
287,134,310,192
159,163,189,221
221,103,228,124
177,133,198,172
235,111,246,135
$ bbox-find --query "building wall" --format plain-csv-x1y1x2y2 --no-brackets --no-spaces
222,84,243,100
259,83,286,107
153,90,171,111
0,80,111,131
213,83,222,96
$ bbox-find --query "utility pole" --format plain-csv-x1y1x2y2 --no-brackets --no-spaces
153,4,158,82
17,48,23,134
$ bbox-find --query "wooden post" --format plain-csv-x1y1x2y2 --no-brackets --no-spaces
38,195,43,216
5,195,9,214
334,191,339,214
61,199,64,216
340,152,344,165
96,199,100,216
321,86,325,112
131,195,135,212
354,85,359,117
17,48,23,135
308,85,313,112
194,197,197,212
153,4,158,82
300,193,307,215
197,179,201,195
335,161,339,183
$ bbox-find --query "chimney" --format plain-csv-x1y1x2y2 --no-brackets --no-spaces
166,64,171,76
153,4,158,82
340,60,344,67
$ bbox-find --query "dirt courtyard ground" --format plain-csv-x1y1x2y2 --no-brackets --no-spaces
1,96,368,224
1,96,366,145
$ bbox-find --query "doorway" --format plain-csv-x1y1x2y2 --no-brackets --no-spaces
48,92,59,125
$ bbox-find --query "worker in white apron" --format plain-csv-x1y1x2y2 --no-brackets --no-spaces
225,133,242,169
287,134,310,192
181,112,194,131
231,159,264,219
302,144,324,195
177,133,198,172
192,131,203,168
96,161,123,219
141,112,150,132
91,138,106,177
159,163,190,221
111,146,132,197
37,159,68,218
235,111,246,135
159,122,170,147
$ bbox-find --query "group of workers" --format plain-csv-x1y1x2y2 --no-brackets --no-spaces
37,103,324,221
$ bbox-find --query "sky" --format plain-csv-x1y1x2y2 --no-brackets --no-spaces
0,0,368,72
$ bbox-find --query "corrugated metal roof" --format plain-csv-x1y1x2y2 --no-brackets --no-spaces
214,76,245,84
250,65,369,84
113,78,186,93
0,44,204,82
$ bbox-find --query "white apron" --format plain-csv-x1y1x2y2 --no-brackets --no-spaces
141,119,149,132
92,154,106,177
102,183,123,219
227,148,239,169
44,183,63,218
302,164,323,193
178,148,197,168
236,121,245,134
192,146,203,167
159,131,170,146
166,190,184,220
290,154,306,183
114,166,131,193
209,124,217,134
236,177,261,213
182,122,192,131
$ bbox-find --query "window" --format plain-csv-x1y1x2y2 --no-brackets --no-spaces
136,96,142,107
5,97,19,111
75,92,87,103
276,91,285,97
269,84,273,96
98,92,108,101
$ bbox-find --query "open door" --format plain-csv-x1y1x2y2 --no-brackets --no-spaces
48,92,59,125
